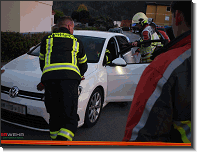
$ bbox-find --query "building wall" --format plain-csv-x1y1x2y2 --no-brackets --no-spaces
20,1,53,33
146,4,172,26
1,1,53,33
1,1,20,32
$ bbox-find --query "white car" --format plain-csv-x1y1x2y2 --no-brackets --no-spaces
1,30,149,131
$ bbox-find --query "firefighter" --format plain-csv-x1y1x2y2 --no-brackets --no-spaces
123,1,191,143
39,16,88,141
150,22,170,45
131,12,161,63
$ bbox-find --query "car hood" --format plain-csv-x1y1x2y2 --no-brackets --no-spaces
3,54,40,72
1,54,43,93
1,54,98,92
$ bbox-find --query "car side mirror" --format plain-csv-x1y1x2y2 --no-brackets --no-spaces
111,58,127,67
29,46,35,51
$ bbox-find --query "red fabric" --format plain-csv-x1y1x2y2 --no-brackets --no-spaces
123,34,191,142
158,30,170,43
142,25,150,40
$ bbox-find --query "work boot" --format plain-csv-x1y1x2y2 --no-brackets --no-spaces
55,135,70,146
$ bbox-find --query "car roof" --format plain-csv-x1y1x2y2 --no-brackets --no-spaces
73,30,124,39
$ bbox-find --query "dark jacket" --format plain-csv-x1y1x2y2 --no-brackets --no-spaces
123,30,191,142
39,27,88,82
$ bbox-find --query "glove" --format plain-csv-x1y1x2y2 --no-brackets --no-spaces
37,82,45,91
81,76,85,80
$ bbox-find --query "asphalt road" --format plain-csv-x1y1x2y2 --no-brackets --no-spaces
123,31,140,42
1,31,140,147
1,102,131,141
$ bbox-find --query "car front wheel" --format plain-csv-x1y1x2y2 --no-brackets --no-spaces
83,88,103,127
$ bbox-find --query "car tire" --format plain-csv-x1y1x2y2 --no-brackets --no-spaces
83,88,104,128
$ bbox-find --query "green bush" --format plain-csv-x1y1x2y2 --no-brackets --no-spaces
1,31,50,62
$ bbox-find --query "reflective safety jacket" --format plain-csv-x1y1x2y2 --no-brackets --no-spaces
39,27,88,82
137,25,161,63
123,30,191,143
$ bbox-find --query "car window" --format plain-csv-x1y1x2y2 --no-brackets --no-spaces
28,35,105,63
103,37,118,65
115,36,130,52
74,35,105,63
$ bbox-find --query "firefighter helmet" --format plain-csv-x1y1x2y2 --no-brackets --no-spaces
132,12,148,26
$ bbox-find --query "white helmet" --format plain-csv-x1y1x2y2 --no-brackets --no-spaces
132,12,148,26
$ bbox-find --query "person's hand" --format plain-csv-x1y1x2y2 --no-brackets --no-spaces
81,76,85,80
132,42,138,47
37,82,45,91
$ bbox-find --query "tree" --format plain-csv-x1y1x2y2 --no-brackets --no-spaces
94,15,114,30
77,4,88,12
54,10,64,24
79,10,90,23
71,10,79,21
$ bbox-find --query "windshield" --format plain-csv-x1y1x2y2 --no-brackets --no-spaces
28,35,105,63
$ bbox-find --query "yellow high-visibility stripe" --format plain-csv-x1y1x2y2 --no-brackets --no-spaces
49,38,53,65
173,121,191,143
78,54,87,64
43,67,81,76
45,38,53,66
50,131,59,139
57,128,74,141
59,128,74,137
72,40,79,65
39,53,44,60
43,33,82,76
106,49,110,53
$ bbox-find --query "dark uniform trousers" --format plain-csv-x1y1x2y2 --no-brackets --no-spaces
43,79,80,140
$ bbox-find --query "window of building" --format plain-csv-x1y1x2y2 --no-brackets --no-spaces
167,6,171,12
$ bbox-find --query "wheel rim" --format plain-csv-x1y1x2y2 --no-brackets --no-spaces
88,91,102,123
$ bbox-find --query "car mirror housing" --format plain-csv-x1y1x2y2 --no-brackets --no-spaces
111,58,127,67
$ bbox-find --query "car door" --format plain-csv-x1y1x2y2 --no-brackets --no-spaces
105,35,149,102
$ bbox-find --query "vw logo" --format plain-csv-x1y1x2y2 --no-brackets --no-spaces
9,86,19,98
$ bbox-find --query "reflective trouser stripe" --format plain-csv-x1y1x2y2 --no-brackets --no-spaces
173,120,191,143
57,128,74,141
78,54,87,64
42,63,81,77
39,53,44,60
50,131,59,139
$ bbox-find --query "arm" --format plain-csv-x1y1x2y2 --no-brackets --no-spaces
39,36,46,72
78,40,88,77
132,31,151,47
123,65,173,142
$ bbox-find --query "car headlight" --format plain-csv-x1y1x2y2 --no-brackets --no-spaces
78,86,82,96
